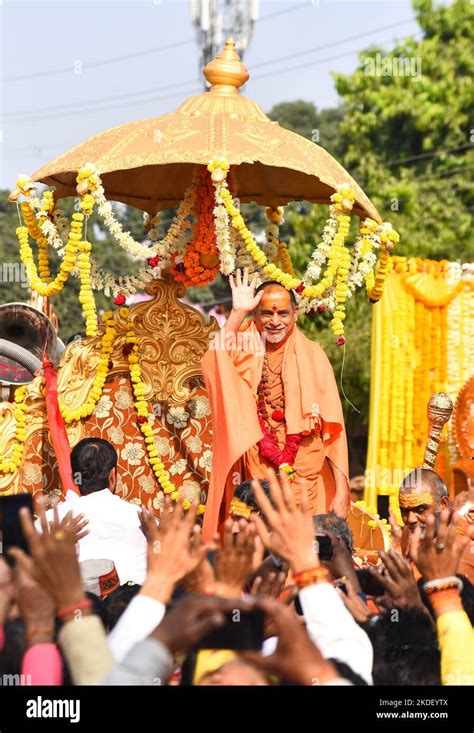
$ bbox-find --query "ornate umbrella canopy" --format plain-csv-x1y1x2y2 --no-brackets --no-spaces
31,38,379,221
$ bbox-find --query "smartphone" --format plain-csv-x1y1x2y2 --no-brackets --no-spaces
0,494,33,566
316,534,333,561
194,608,265,651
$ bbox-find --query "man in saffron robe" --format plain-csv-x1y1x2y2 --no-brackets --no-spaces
201,268,350,540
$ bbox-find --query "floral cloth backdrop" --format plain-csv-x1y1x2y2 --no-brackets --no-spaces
21,375,213,512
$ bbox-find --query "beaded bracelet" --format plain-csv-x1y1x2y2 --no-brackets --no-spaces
293,566,331,589
423,576,463,595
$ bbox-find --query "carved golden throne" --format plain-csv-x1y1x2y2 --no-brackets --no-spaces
0,278,218,511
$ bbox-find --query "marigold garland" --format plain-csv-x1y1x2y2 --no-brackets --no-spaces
0,386,27,474
171,168,220,287
59,313,116,423
121,308,205,514
17,204,83,297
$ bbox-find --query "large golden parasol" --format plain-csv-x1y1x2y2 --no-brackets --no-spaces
31,38,380,221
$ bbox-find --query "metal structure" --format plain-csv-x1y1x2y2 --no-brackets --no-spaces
190,0,259,83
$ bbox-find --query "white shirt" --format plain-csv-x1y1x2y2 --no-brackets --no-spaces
36,489,148,585
299,582,373,685
108,594,166,663
262,581,373,685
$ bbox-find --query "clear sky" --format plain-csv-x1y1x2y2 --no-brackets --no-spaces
1,0,422,189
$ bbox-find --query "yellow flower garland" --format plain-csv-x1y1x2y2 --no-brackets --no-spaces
17,206,82,297
0,385,28,473
15,175,99,337
59,313,116,423
209,160,371,342
123,309,205,515
77,240,98,337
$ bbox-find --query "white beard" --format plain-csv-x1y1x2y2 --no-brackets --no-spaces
264,328,287,344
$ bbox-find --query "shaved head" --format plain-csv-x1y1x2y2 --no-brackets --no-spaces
400,468,449,503
398,467,449,532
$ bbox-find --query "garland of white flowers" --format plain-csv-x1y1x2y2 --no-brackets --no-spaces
89,259,163,298
209,167,235,276
83,164,198,262
346,218,380,295
263,207,283,264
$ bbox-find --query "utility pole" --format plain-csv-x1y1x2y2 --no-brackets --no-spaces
190,0,259,87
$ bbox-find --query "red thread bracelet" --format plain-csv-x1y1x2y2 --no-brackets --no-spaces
57,598,92,619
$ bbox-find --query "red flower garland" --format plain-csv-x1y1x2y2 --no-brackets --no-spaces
256,407,303,469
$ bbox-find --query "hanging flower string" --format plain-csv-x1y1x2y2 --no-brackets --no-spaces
11,163,399,345
17,204,83,298
59,312,116,423
0,386,27,474
122,307,205,514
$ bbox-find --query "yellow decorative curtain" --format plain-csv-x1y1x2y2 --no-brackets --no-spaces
365,257,474,515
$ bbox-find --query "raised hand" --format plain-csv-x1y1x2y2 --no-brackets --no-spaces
8,548,56,646
16,499,84,612
336,579,374,624
251,469,318,575
229,268,263,314
151,594,255,656
241,598,337,685
409,508,473,581
139,500,216,604
180,524,216,596
214,518,260,598
0,557,14,626
370,548,424,611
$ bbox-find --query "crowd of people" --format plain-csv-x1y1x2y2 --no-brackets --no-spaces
0,436,473,687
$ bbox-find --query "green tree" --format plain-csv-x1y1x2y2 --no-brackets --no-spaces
333,0,474,260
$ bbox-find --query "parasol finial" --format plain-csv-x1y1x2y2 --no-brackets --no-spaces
203,37,250,95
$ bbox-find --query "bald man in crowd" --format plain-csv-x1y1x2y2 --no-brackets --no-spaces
398,467,474,583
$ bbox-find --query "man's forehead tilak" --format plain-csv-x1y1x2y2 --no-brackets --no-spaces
399,486,435,509
259,288,293,311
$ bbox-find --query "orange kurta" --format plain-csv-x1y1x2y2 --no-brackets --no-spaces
201,321,349,540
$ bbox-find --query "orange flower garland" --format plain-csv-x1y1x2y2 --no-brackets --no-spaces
171,168,219,287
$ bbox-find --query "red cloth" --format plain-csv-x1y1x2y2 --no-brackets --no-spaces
21,643,62,685
43,359,78,497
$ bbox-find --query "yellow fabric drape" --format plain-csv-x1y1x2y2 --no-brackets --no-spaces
365,258,474,515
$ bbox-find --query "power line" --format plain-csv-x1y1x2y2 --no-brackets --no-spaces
4,78,201,120
385,143,474,167
2,1,309,84
2,39,195,84
251,32,423,81
250,18,414,70
3,86,201,124
5,20,420,123
415,163,474,183
258,1,310,23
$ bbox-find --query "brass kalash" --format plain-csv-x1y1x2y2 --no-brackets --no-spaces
1,39,386,525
